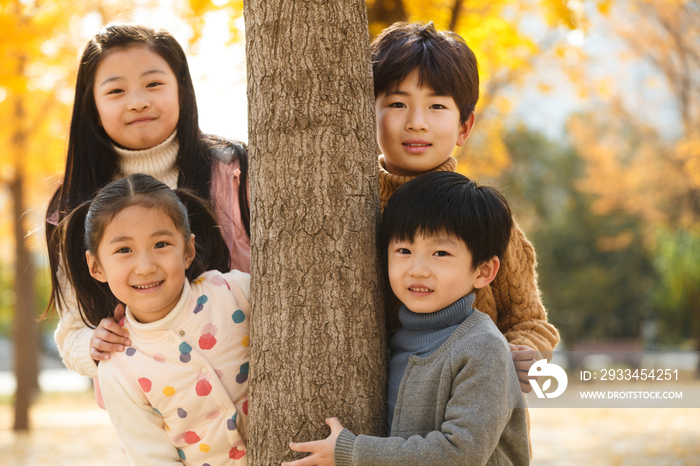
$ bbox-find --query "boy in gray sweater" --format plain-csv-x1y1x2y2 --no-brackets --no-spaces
284,171,529,466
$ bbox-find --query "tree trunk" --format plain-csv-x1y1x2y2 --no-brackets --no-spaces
245,1,385,464
11,91,40,431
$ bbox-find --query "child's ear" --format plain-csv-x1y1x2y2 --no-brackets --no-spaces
85,251,107,283
456,111,475,147
472,256,500,290
184,234,196,269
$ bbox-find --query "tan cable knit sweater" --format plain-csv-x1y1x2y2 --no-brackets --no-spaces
379,155,560,353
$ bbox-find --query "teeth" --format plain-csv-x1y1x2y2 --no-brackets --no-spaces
134,281,162,289
405,143,429,146
409,287,432,292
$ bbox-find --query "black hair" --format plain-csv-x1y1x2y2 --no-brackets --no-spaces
57,174,230,328
371,21,479,124
380,171,513,269
45,24,249,316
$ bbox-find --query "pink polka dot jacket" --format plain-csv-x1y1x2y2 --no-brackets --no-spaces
98,270,250,466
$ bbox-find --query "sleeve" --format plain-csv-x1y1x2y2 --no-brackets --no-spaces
210,156,251,274
53,258,99,378
492,223,560,353
98,363,183,466
226,269,250,302
334,334,525,466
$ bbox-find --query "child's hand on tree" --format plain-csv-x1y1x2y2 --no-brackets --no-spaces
510,343,538,393
91,303,131,362
283,417,344,466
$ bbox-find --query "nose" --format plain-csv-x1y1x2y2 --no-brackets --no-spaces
407,255,430,278
405,107,428,132
128,90,150,111
134,251,157,276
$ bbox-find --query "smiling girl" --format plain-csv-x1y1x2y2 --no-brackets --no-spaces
59,174,250,465
45,24,251,381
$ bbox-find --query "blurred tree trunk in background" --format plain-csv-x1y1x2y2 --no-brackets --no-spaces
1,0,140,432
10,85,40,432
245,0,385,464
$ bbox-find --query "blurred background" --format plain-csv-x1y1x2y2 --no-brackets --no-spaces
1,0,699,464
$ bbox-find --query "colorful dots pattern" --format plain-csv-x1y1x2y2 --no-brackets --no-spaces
199,323,218,350
211,275,231,290
232,310,245,324
227,413,237,431
183,431,200,444
123,273,249,463
229,446,245,460
179,342,192,363
138,377,152,393
193,277,205,285
196,379,212,397
235,362,249,384
193,295,208,314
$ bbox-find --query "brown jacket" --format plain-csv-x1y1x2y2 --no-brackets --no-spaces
379,156,559,353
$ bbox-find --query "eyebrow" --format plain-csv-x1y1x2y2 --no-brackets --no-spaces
108,229,176,245
386,89,446,98
98,69,169,88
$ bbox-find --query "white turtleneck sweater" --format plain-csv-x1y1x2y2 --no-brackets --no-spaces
114,130,180,189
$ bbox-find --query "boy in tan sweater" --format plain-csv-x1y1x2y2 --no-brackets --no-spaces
372,21,559,388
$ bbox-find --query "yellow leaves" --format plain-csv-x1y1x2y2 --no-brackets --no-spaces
676,135,700,190
597,230,634,251
454,117,512,179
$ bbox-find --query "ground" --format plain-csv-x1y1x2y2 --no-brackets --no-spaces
1,390,699,465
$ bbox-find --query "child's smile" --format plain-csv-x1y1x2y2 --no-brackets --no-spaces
388,233,481,313
375,69,473,176
86,205,195,323
93,45,180,150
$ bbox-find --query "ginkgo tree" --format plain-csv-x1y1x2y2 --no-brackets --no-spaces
0,0,145,431
568,0,700,361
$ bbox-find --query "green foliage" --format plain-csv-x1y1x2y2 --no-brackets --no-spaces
497,129,657,346
0,261,54,338
652,228,700,346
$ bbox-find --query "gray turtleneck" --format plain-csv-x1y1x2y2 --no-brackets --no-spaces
387,294,475,430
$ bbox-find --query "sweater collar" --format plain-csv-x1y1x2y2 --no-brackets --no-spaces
126,278,191,332
398,293,476,332
378,155,457,209
378,155,457,189
114,130,180,189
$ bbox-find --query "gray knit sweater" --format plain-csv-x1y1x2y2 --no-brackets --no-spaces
334,309,529,466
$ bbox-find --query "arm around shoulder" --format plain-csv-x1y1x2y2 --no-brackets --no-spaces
54,261,98,378
492,223,559,353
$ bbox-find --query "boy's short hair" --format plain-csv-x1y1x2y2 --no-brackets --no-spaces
370,21,479,124
381,172,513,269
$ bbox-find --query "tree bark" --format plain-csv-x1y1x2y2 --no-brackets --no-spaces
11,90,40,431
245,1,385,464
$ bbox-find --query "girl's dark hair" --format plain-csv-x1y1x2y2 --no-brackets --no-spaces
45,24,249,315
59,174,230,328
380,171,513,270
